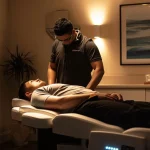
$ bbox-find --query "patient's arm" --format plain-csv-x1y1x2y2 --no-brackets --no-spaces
44,93,95,110
44,92,123,110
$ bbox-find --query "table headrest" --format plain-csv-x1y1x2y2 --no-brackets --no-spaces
12,98,59,116
12,98,30,107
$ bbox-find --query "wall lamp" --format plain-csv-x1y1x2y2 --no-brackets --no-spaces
83,25,101,39
93,25,101,39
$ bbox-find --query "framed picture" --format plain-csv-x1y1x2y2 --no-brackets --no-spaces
120,3,150,65
46,28,55,40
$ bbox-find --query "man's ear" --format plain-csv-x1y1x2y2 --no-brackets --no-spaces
72,29,75,34
25,92,32,99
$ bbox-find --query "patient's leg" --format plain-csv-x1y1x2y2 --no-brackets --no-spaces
74,100,150,129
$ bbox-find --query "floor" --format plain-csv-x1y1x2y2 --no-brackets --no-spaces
0,141,37,150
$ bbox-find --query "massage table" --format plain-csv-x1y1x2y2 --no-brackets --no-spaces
12,98,150,150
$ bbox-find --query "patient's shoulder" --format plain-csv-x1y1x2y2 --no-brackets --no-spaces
46,83,67,89
34,84,67,94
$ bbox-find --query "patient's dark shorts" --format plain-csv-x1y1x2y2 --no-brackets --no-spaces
72,99,150,129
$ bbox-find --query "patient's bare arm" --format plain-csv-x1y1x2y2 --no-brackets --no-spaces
44,93,95,110
44,91,123,110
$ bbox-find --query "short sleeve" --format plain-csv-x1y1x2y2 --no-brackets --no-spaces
31,90,50,108
85,40,102,62
31,84,64,108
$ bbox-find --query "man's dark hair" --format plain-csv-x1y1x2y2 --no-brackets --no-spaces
54,18,73,36
18,81,29,100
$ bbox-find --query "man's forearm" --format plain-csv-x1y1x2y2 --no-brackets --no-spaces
48,69,56,84
47,64,56,84
86,69,104,90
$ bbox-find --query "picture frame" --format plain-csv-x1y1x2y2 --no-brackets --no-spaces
120,3,150,65
46,28,55,40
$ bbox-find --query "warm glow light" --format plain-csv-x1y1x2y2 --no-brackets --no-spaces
93,38,105,52
90,11,104,25
142,4,150,7
94,36,100,39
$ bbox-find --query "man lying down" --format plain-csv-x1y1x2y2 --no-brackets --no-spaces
19,79,150,130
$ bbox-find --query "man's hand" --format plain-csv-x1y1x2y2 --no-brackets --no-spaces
105,93,123,101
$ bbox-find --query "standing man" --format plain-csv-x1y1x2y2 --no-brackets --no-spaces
47,18,104,90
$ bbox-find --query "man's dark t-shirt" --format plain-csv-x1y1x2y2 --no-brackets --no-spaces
50,30,102,87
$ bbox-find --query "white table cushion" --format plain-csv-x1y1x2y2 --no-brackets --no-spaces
12,98,59,122
11,107,22,121
123,127,150,150
12,105,59,120
11,106,58,128
22,112,54,128
12,98,31,107
123,127,150,137
12,97,59,129
53,113,124,139
19,105,59,116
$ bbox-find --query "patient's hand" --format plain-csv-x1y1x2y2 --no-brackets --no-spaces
105,93,123,101
89,92,123,101
88,93,99,101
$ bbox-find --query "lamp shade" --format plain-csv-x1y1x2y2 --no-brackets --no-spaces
93,25,101,38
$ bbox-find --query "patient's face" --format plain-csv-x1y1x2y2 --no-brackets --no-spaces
25,79,46,91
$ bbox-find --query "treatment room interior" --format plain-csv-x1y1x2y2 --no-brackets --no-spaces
0,0,150,146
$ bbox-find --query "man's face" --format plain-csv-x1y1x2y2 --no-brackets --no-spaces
25,79,46,92
56,33,74,45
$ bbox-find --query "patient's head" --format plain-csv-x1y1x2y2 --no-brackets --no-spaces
19,79,46,100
